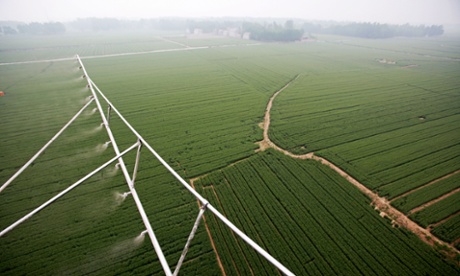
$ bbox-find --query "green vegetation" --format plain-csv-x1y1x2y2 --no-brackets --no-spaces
268,37,460,199
410,193,460,228
1,33,459,274
392,173,460,213
16,22,66,35
194,151,457,275
432,214,460,244
242,21,304,41
0,34,178,63
322,22,444,38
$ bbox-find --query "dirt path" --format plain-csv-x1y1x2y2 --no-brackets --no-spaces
453,236,460,247
157,36,191,48
256,75,460,259
408,187,460,215
391,169,460,202
428,210,460,230
191,74,459,269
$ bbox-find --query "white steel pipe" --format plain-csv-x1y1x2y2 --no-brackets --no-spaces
77,56,173,276
106,105,111,126
89,80,296,276
173,204,207,276
206,204,295,276
131,141,142,185
90,80,209,205
0,98,95,193
0,142,139,237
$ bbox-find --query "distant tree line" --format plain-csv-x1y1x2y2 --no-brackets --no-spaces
67,18,189,32
66,18,305,41
303,22,443,38
66,18,242,33
1,22,66,35
17,22,66,35
1,18,444,39
187,19,242,33
1,25,17,35
242,21,304,41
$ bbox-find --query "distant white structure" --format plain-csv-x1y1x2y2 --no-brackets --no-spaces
193,28,203,35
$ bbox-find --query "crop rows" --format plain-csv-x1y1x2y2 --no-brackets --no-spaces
267,40,460,240
0,59,221,275
409,192,460,228
0,34,181,63
82,47,297,177
194,151,457,275
431,214,460,247
0,40,306,275
392,172,460,213
1,34,459,274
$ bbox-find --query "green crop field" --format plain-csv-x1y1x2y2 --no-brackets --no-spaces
392,172,460,213
0,33,459,275
194,150,456,275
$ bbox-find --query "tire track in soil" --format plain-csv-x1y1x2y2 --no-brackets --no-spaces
453,236,460,247
428,210,460,230
255,74,460,260
391,169,460,202
408,187,460,215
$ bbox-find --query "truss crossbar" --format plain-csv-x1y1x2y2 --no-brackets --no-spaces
1,55,295,276
87,69,295,276
0,98,95,193
77,55,173,276
173,204,207,276
0,142,139,237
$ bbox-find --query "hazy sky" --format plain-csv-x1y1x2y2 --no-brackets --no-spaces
1,0,459,25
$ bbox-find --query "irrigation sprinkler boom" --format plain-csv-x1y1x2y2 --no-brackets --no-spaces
0,98,95,193
78,55,173,275
0,55,295,276
85,59,295,276
0,142,139,237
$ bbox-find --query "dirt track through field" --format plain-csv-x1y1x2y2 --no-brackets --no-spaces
189,74,460,269
429,210,460,230
408,187,460,215
391,169,460,202
0,43,261,66
256,75,460,259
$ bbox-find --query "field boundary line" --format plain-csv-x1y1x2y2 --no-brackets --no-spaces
2,56,295,276
158,36,190,48
408,188,460,215
453,236,460,247
0,43,262,66
190,179,227,276
256,73,460,260
391,169,460,202
88,68,296,275
206,182,255,276
0,47,207,66
428,210,460,230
